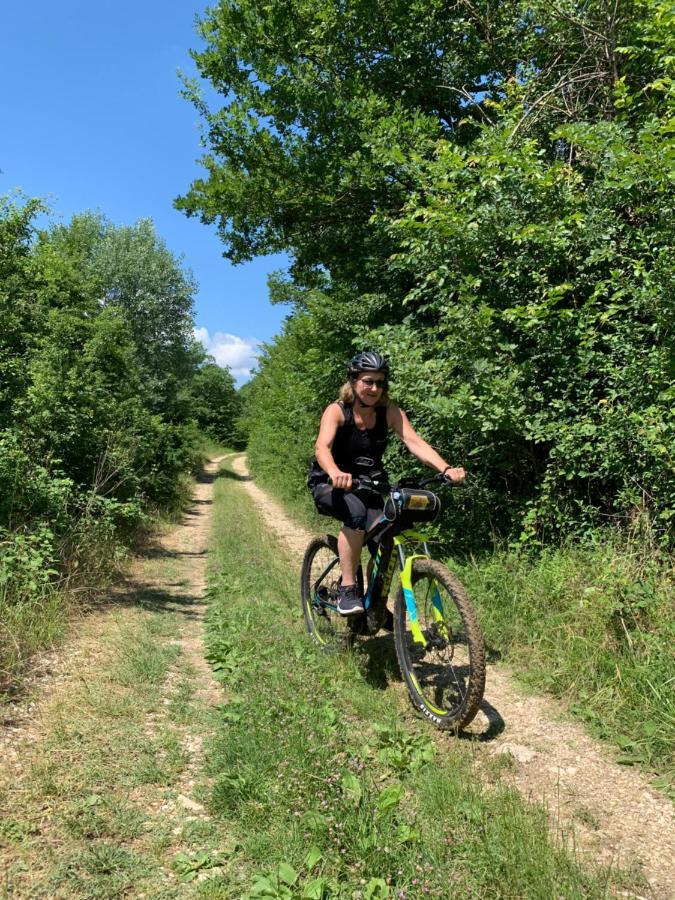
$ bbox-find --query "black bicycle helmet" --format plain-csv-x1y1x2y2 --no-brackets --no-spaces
348,350,390,379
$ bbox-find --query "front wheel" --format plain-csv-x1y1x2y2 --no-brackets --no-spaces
300,535,355,652
394,559,485,730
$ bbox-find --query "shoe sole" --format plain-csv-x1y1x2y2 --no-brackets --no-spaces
337,606,365,617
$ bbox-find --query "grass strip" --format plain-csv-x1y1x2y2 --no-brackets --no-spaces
199,462,637,899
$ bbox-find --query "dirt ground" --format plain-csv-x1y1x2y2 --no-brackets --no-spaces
1,453,673,898
230,454,675,900
0,457,230,896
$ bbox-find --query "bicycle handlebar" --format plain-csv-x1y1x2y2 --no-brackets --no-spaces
351,472,464,493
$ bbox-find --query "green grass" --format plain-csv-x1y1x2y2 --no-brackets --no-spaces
199,439,235,460
0,608,199,897
0,584,68,695
244,460,675,790
47,843,152,899
199,460,633,899
453,544,675,785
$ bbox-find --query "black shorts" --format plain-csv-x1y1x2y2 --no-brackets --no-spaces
310,483,384,533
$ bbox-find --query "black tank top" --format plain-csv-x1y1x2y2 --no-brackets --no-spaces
308,402,389,488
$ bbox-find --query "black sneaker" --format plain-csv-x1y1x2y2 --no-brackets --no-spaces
336,584,365,616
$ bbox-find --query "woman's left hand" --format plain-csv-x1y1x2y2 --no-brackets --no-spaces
443,466,466,483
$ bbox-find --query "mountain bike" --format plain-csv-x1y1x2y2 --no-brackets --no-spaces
300,474,486,730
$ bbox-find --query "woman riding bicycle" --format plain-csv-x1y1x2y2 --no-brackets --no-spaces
308,351,465,616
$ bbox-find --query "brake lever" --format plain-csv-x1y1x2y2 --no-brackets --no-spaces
420,472,465,488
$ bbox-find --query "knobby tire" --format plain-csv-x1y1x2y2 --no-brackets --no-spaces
394,558,485,730
300,535,355,652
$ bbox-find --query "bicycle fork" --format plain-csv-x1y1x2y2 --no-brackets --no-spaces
395,535,447,647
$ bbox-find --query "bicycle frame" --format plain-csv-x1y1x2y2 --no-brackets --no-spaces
361,518,443,648
313,476,451,640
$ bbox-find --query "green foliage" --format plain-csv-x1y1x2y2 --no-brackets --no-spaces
184,0,675,546
0,196,46,421
243,314,340,509
0,198,235,690
455,539,675,780
0,524,58,602
35,211,200,421
189,361,240,444
369,111,675,542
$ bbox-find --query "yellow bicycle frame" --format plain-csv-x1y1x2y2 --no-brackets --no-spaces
394,531,446,647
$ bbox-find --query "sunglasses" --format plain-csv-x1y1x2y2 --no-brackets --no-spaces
359,377,387,389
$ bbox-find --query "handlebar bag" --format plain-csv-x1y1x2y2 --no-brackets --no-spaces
385,488,441,525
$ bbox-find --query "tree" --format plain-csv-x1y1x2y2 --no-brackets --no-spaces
189,361,240,444
0,196,45,423
179,0,675,543
42,212,199,419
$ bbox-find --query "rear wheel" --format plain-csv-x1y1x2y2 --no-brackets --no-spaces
300,535,355,652
394,559,485,729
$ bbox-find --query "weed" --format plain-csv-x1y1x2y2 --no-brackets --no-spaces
0,818,38,846
167,669,198,724
372,724,435,773
48,842,151,898
574,805,601,830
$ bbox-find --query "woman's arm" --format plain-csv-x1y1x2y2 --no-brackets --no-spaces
315,403,353,489
387,405,466,482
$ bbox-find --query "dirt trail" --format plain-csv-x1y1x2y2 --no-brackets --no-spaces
231,453,675,899
0,457,230,896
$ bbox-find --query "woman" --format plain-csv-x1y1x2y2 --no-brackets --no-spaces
308,351,465,615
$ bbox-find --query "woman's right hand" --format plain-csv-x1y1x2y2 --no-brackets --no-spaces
330,469,353,490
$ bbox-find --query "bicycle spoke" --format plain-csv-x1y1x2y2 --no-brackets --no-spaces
312,554,339,598
301,537,355,652
395,559,485,729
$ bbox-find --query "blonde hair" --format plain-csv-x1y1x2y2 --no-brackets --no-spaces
338,379,389,407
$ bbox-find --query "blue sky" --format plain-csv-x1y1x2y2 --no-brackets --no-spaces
1,0,288,381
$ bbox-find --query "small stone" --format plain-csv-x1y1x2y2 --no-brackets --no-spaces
493,742,538,764
177,794,205,814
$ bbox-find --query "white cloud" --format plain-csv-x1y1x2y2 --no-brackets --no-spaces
194,327,261,379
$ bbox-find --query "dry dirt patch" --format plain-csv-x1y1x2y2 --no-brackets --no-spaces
231,453,675,899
